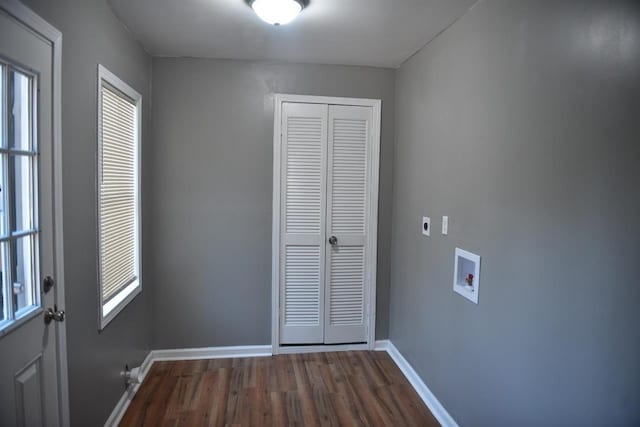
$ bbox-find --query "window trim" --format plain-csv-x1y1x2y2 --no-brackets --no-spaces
96,64,142,330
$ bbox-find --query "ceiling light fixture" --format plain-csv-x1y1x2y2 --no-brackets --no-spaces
250,0,307,26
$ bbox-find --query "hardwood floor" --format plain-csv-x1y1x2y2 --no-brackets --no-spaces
120,351,439,427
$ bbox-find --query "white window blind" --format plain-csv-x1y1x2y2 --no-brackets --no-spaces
97,65,141,328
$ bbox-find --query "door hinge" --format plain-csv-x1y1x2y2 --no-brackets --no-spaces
366,303,371,329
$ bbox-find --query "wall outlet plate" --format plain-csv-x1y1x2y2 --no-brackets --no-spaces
442,216,449,235
422,216,431,236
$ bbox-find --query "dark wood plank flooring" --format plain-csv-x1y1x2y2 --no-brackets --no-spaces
120,351,439,426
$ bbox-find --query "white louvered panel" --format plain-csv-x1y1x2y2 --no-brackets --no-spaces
324,105,372,344
330,118,367,234
280,102,327,344
284,246,321,325
279,102,375,346
285,116,323,234
329,247,365,325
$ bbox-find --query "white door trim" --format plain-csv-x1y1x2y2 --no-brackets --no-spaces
0,1,68,425
271,93,381,354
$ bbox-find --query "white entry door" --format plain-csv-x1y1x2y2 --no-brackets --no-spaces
0,4,66,426
277,98,379,346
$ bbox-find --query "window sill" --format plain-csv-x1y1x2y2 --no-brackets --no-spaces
0,305,43,338
100,280,141,330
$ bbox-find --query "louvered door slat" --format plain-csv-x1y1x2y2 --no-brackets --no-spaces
285,246,320,324
329,247,365,325
331,117,367,234
280,102,328,344
324,105,372,344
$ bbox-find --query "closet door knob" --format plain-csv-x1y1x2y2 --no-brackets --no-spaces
328,236,338,246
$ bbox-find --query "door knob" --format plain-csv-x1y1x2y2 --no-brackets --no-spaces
328,236,338,245
44,305,65,324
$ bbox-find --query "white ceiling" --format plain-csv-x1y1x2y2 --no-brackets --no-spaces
109,0,476,68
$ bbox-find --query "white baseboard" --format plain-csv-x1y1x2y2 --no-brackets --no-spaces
151,345,272,361
105,341,457,427
374,339,391,351
104,351,154,427
384,341,459,427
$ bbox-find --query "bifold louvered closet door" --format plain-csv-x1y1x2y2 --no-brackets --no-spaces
324,105,372,344
280,101,375,345
280,103,328,344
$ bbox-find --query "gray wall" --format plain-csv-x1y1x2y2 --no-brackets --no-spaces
391,0,640,425
149,58,395,348
21,0,153,425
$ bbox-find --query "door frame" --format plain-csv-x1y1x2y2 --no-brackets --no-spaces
271,94,381,354
0,0,68,425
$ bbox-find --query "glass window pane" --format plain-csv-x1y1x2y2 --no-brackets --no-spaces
11,155,34,232
0,243,6,321
0,65,4,148
12,235,35,313
0,155,5,237
9,70,32,151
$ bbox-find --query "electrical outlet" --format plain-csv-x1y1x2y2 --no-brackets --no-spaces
442,216,449,235
422,216,431,236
